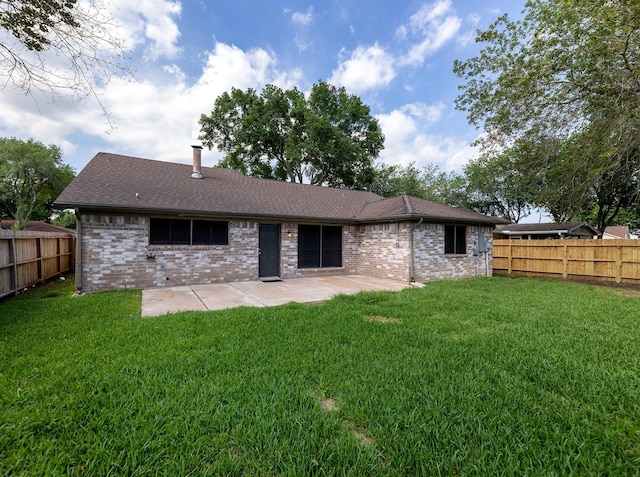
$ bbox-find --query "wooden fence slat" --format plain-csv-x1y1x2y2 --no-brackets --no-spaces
0,230,75,298
493,239,640,285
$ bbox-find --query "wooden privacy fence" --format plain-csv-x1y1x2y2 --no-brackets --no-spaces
0,229,76,299
493,239,640,284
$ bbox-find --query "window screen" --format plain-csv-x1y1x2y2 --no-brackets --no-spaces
150,218,190,244
298,224,321,268
192,220,228,245
322,226,342,267
150,218,228,245
444,225,466,254
298,224,342,268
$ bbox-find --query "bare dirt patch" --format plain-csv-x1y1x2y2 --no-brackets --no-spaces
351,428,376,447
321,398,338,412
363,315,401,324
313,393,339,412
562,277,640,297
611,289,640,297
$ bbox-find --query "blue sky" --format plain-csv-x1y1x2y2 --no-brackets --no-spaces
0,0,525,175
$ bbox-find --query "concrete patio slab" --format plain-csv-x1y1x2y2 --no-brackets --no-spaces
192,283,265,310
141,275,411,317
142,286,207,317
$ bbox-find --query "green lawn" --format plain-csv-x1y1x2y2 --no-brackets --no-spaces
1,276,639,475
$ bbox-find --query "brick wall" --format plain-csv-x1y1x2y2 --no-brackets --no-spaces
78,213,494,292
79,214,259,292
279,223,297,278
350,222,494,283
354,222,411,282
412,223,494,282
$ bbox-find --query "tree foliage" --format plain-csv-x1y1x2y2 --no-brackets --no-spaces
51,210,76,229
0,0,130,117
454,0,640,230
199,81,384,189
369,162,466,206
463,149,537,223
0,137,74,229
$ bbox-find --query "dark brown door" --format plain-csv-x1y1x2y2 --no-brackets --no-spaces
259,224,280,277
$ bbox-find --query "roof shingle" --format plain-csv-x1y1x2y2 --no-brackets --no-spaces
55,153,504,225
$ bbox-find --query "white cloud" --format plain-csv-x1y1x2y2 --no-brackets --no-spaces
95,43,301,162
329,43,396,94
410,0,452,29
377,103,477,172
0,41,302,170
467,13,481,26
456,30,476,48
456,13,481,48
291,6,314,26
109,0,183,60
288,7,315,52
0,1,480,177
395,25,408,41
398,0,462,66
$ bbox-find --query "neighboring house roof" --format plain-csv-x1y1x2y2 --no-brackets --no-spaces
55,152,505,225
0,220,76,234
495,222,600,237
603,225,630,239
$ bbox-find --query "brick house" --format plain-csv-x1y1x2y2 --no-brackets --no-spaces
54,148,506,293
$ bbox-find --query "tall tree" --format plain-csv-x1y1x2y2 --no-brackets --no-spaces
463,150,536,223
0,137,74,229
454,0,640,229
369,162,467,206
0,0,130,119
199,81,384,189
369,162,431,198
302,81,383,189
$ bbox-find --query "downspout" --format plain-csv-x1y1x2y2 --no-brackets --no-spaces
74,209,82,294
475,224,480,277
409,217,423,283
485,226,489,277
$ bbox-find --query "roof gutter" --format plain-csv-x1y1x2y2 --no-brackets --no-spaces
356,213,503,226
56,205,505,227
500,229,571,235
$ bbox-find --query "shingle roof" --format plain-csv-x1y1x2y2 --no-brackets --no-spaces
55,152,504,225
495,222,599,234
357,194,502,224
0,220,76,234
603,225,629,238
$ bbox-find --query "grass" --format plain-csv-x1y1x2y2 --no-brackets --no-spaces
1,275,639,475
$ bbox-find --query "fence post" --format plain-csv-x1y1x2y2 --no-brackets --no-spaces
56,237,61,274
10,237,17,297
615,244,622,283
36,236,43,283
508,241,513,274
563,244,568,279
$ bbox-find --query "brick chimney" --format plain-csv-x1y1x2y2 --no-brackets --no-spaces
191,145,203,179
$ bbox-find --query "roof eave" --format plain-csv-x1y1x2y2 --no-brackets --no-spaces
500,229,570,235
60,203,362,224
58,204,505,226
356,213,505,225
